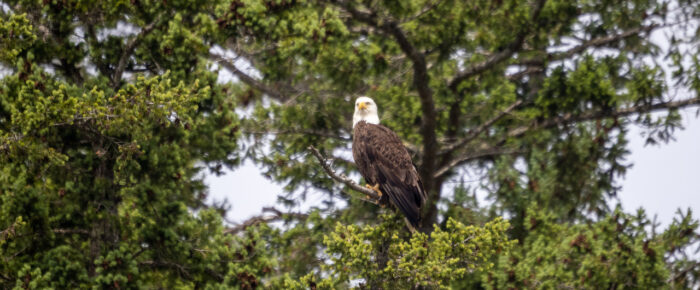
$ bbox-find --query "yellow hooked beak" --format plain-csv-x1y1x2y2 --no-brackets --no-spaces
358,102,368,110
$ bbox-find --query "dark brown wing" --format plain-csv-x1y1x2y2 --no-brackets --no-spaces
352,121,427,227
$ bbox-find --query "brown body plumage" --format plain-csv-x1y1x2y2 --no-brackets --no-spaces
352,120,427,228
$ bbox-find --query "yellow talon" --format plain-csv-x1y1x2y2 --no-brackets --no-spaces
365,183,383,197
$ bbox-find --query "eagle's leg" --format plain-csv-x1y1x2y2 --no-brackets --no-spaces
364,183,383,197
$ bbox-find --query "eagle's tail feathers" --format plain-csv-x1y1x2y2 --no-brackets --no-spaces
383,184,422,229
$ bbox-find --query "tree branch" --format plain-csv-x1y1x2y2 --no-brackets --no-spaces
517,24,660,68
308,145,380,200
242,128,351,141
449,37,526,91
434,145,527,178
668,261,700,284
440,100,523,156
224,207,308,235
111,16,162,88
507,66,545,81
507,97,700,139
139,260,192,279
52,228,90,235
0,133,24,152
210,52,288,100
448,0,546,92
435,97,700,178
547,24,658,62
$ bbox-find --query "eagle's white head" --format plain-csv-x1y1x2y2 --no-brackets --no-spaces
353,96,380,128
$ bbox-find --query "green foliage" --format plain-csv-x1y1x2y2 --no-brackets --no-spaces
318,216,513,288
2,0,700,288
483,205,684,289
0,14,36,61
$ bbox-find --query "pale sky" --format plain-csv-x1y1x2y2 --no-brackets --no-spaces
617,110,700,227
206,110,700,229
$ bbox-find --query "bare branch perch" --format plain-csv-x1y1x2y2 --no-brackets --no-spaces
308,145,380,200
224,207,308,235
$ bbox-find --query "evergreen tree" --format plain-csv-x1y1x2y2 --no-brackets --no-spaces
1,0,699,288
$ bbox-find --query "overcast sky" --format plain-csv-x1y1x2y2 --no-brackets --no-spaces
616,110,700,227
206,108,700,229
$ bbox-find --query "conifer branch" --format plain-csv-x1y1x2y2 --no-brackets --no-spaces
52,228,90,235
448,0,547,91
516,24,660,68
139,260,225,282
224,207,308,235
0,133,23,152
139,260,192,279
669,261,700,284
448,35,527,91
547,24,658,62
507,97,700,138
507,66,545,80
243,129,351,141
435,146,527,178
440,100,523,156
308,145,380,201
399,0,444,23
210,52,286,100
111,15,162,88
436,97,700,177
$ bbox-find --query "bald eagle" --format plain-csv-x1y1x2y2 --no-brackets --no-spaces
352,96,427,228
